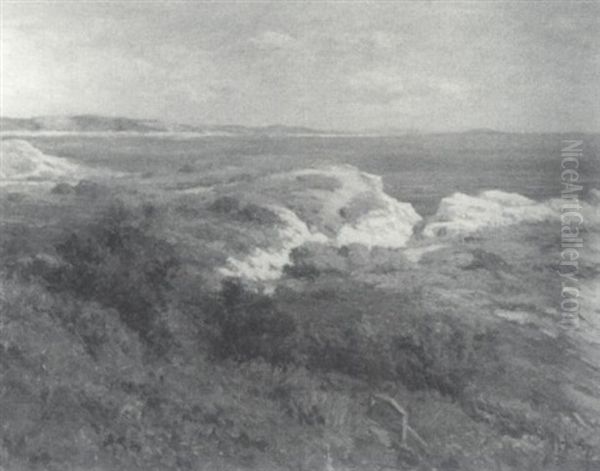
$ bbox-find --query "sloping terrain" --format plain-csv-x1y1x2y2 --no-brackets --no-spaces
1,116,199,133
1,115,333,137
0,139,122,187
214,165,421,283
0,139,80,181
423,190,600,238
1,136,599,470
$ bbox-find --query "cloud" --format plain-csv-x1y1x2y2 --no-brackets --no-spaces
347,68,469,105
348,69,405,99
249,31,297,50
2,1,597,131
1,22,221,120
429,78,469,98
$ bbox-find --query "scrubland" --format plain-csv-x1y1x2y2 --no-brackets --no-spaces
1,134,599,470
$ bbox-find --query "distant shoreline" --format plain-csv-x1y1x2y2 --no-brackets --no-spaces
0,131,412,139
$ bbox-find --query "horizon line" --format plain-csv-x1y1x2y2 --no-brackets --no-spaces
1,114,598,136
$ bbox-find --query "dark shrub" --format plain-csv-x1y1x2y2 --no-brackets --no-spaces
11,253,66,283
209,196,281,225
284,244,346,280
178,163,196,173
1,224,38,261
74,180,107,198
51,182,75,195
47,201,179,354
208,279,296,365
338,193,383,222
209,196,241,214
303,310,370,378
238,203,281,225
290,174,342,191
281,286,498,398
388,315,497,396
284,261,320,281
463,249,510,272
5,192,27,202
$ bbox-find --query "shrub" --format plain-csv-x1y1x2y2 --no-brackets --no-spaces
284,244,346,280
238,203,281,225
209,195,241,214
5,192,27,202
302,310,370,378
207,279,297,365
51,182,75,195
46,201,179,354
178,163,196,173
388,314,498,396
338,193,384,222
289,174,342,191
279,286,499,398
209,196,281,225
74,179,108,198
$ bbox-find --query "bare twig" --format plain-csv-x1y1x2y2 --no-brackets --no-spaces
372,393,429,450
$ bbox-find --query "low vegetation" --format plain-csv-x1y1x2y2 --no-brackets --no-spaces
40,201,178,355
1,194,598,470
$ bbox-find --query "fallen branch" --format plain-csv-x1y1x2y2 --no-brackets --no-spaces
372,393,429,450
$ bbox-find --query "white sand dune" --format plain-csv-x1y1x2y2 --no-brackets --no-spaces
424,188,600,238
271,165,422,248
330,168,422,248
423,190,559,237
217,167,598,285
0,139,79,181
218,205,328,282
217,165,423,283
336,200,421,248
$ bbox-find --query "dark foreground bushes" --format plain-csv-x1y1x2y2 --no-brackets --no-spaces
389,313,499,396
201,281,499,400
209,196,282,225
44,201,179,354
23,196,497,399
286,287,499,398
206,279,297,365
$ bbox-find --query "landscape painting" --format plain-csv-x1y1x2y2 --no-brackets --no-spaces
1,2,599,470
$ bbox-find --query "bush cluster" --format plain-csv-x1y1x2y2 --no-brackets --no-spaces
302,294,498,398
45,201,179,354
388,314,498,396
50,179,109,198
209,196,282,225
23,197,497,399
206,279,297,365
204,281,498,399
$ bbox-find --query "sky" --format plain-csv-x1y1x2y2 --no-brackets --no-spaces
1,1,599,132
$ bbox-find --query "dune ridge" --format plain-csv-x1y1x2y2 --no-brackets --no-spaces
215,164,599,284
0,139,79,181
424,189,600,238
218,206,328,282
217,165,422,282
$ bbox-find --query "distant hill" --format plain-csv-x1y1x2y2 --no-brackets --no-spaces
460,128,512,135
362,126,422,136
2,117,596,136
0,115,335,136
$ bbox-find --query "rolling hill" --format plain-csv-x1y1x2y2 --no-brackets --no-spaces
0,115,335,137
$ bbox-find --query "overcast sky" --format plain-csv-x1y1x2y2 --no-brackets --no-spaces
1,1,598,132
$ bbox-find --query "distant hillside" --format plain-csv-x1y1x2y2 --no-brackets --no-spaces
1,115,182,133
2,116,596,137
0,115,334,136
